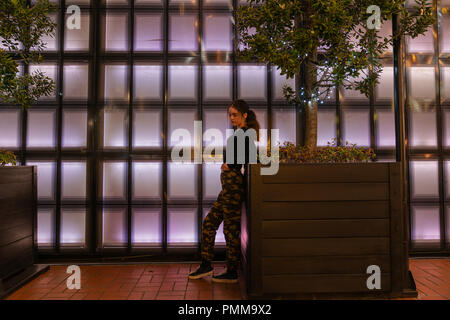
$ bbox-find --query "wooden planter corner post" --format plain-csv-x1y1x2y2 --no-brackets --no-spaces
241,162,416,299
0,166,49,299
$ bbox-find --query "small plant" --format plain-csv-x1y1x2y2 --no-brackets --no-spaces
0,150,17,166
0,1,57,167
278,138,376,163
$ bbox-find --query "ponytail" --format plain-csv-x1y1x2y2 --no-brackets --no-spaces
229,99,260,141
246,109,260,141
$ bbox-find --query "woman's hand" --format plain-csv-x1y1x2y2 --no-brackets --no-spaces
221,163,230,171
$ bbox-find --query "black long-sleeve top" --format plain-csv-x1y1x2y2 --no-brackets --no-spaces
224,126,258,174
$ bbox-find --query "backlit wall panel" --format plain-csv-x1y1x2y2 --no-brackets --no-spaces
3,1,448,256
0,110,20,148
132,208,162,246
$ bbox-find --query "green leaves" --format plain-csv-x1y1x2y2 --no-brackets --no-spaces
1,70,55,110
236,0,434,149
236,0,435,100
0,0,57,110
0,150,17,166
278,139,376,164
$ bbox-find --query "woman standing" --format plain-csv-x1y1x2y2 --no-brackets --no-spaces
188,99,260,283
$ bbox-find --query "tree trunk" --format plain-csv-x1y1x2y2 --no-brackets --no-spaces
304,57,318,150
297,0,318,150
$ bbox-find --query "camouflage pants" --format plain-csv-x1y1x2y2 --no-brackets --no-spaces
201,168,245,272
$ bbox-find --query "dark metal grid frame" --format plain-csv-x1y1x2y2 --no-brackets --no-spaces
405,0,449,254
3,0,447,262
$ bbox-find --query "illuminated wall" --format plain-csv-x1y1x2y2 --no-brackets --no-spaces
0,0,449,256
406,0,450,251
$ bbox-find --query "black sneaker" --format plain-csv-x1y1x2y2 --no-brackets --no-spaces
211,270,238,284
188,262,213,280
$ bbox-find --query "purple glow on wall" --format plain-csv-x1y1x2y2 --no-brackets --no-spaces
26,161,56,201
103,13,128,51
64,12,90,51
203,109,228,147
203,65,232,100
238,65,267,100
408,67,435,102
61,208,86,246
167,208,197,245
273,108,296,145
168,162,197,200
342,110,370,147
411,206,441,241
410,161,439,198
409,111,437,148
62,110,87,148
37,208,55,246
27,110,56,148
103,109,127,148
104,64,128,100
203,163,222,200
202,14,232,51
63,64,89,100
0,110,20,148
272,66,295,101
168,65,198,100
132,162,162,200
134,14,162,51
103,162,127,200
317,110,336,146
407,27,434,54
133,65,163,100
376,110,396,148
169,15,198,51
132,208,162,246
168,109,195,147
62,161,87,200
102,208,127,247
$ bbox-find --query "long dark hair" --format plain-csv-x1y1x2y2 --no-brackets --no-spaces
229,99,260,140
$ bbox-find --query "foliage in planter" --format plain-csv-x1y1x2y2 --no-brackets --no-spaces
277,138,376,163
236,0,435,149
0,150,17,166
0,0,57,165
0,0,57,108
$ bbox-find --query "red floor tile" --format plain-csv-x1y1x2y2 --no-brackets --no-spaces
4,259,450,300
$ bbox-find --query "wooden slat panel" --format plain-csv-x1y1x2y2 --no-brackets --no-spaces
0,236,33,279
0,196,33,213
261,163,389,184
0,224,32,247
249,164,264,295
240,200,249,258
0,208,31,231
263,274,391,293
262,256,391,275
389,162,405,294
262,238,390,256
262,219,390,238
0,167,33,185
262,201,389,220
0,182,32,200
262,183,389,201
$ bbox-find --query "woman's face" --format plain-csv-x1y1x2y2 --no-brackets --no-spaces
228,106,247,128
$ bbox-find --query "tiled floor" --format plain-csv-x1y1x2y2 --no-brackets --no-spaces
4,258,450,300
4,263,246,300
409,259,450,300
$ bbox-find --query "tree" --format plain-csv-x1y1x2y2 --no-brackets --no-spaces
236,0,435,149
0,0,57,165
0,0,57,110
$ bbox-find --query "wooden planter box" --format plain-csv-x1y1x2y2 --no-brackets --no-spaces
241,162,416,298
0,166,48,299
